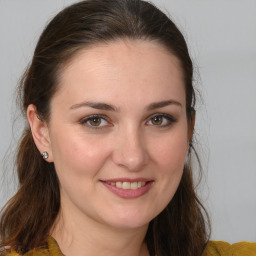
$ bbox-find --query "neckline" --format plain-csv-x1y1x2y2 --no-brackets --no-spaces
46,236,65,256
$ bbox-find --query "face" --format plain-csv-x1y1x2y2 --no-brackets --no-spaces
46,40,191,231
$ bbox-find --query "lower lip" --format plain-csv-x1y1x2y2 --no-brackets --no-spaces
101,181,154,199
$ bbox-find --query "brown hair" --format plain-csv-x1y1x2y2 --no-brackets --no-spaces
0,0,210,255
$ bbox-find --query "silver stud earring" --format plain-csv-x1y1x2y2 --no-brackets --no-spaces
41,152,49,159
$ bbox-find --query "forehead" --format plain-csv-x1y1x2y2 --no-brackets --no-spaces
54,39,185,108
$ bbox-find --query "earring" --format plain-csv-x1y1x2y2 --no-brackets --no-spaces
41,152,49,159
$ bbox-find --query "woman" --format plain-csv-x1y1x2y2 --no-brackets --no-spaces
0,0,255,255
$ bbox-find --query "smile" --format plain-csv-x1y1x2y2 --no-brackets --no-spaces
101,179,154,199
105,181,147,190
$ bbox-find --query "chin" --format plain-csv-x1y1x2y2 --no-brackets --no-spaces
101,209,155,230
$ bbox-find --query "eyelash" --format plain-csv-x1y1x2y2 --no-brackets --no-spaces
79,114,111,130
79,113,177,130
146,113,177,127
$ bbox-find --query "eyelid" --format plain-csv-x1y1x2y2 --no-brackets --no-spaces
146,113,177,126
79,114,112,129
79,113,176,129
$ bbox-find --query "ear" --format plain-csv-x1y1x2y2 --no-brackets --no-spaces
27,104,53,162
188,110,196,144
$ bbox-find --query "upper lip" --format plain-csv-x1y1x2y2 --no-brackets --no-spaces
100,178,153,183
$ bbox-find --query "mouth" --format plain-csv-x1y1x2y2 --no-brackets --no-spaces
100,179,154,199
104,181,147,190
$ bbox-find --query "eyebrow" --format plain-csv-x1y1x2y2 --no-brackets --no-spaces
70,101,119,111
70,99,182,111
146,100,182,110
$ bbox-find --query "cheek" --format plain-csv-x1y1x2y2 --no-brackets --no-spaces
151,131,188,172
50,129,111,182
146,128,188,217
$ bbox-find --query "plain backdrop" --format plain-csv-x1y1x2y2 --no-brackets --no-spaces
0,0,255,243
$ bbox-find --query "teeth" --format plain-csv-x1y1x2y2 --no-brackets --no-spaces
122,182,131,190
116,182,122,188
130,182,137,190
107,181,147,189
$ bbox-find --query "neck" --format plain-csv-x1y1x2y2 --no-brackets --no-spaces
51,208,149,256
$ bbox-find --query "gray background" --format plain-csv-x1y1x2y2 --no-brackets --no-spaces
0,0,255,243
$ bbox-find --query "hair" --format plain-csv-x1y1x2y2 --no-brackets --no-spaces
0,0,210,255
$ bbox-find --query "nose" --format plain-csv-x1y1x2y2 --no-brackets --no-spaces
112,127,149,172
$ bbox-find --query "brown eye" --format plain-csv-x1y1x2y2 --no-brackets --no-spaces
146,114,176,127
151,116,163,125
80,115,110,129
88,117,102,126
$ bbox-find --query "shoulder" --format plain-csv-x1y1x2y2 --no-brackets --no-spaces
0,246,16,256
203,241,231,255
230,241,256,255
0,246,18,256
0,237,62,256
204,241,256,256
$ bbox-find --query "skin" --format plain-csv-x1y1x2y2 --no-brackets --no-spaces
28,39,194,256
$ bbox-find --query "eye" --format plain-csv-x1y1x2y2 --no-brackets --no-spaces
79,115,111,129
146,114,176,127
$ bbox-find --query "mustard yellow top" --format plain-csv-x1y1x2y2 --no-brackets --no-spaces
204,240,256,255
1,237,256,255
